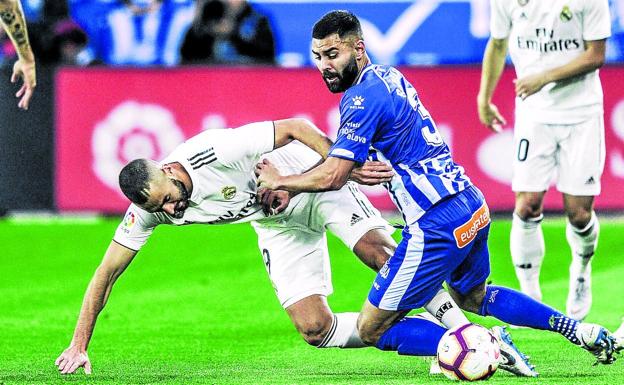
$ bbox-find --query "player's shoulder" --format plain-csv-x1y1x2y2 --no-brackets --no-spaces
341,65,394,108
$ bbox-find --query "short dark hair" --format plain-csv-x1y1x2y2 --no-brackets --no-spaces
312,10,362,41
118,159,153,205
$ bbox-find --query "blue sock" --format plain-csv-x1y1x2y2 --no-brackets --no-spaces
375,316,447,356
479,285,579,344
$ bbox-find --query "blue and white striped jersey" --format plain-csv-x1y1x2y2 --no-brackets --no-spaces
328,64,472,225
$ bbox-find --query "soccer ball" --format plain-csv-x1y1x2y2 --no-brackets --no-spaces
437,323,500,381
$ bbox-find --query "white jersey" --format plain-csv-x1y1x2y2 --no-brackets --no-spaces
490,0,611,123
114,121,323,251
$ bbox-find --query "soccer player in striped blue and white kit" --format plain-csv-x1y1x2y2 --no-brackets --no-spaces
256,10,621,367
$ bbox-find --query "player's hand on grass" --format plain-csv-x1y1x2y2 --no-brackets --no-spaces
257,188,291,215
514,74,546,101
255,159,281,190
12,58,36,110
351,161,394,185
477,99,506,133
55,346,92,375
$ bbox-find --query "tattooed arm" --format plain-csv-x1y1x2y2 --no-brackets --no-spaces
0,0,35,110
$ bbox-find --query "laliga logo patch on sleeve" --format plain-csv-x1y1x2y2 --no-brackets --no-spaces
121,211,136,233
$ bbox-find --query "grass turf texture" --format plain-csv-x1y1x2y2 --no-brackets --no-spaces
1,217,623,384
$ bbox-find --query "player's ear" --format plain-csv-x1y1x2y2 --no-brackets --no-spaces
162,164,174,176
354,39,365,60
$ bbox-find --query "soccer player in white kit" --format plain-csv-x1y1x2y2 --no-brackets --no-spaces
57,118,478,375
477,0,610,320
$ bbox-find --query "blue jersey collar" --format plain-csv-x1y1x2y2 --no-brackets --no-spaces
354,64,375,86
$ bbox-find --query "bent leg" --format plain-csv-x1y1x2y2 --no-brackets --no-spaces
358,300,444,356
450,283,581,345
286,295,366,348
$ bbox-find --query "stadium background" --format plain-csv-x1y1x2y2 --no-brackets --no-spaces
1,1,624,383
1,0,624,213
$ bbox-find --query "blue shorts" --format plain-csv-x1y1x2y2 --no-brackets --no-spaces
368,185,491,311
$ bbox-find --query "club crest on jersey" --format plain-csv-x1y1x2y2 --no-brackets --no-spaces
560,6,572,22
517,0,528,6
221,186,236,200
350,96,365,110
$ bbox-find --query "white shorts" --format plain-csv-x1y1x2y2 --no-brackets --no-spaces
251,182,393,309
512,114,605,196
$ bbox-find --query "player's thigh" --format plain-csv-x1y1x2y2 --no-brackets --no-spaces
314,181,395,258
557,115,605,196
367,186,490,312
448,233,490,313
252,223,332,309
367,225,452,312
352,228,397,271
512,116,558,193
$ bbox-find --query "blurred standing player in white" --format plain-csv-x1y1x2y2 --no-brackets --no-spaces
0,0,36,109
477,0,610,320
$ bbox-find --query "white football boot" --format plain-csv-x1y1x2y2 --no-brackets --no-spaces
566,260,592,321
576,323,617,364
428,357,442,375
491,326,538,377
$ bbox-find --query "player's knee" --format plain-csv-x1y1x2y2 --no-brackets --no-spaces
566,208,592,229
450,285,485,314
297,318,333,347
357,322,381,346
515,199,543,220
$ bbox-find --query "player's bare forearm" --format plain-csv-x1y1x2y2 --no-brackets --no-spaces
69,241,137,350
477,38,508,131
522,40,606,90
477,38,508,105
257,156,354,192
273,118,333,159
0,0,34,62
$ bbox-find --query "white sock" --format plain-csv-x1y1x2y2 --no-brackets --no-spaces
424,289,470,329
510,213,545,301
317,312,366,348
566,212,599,275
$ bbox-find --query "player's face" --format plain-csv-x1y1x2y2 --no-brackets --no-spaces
142,177,190,219
312,34,359,93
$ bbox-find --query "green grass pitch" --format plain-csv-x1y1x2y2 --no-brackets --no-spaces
1,216,623,384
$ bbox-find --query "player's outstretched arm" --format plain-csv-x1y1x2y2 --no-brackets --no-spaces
55,241,137,375
0,0,36,110
257,156,355,193
273,118,333,158
514,39,606,100
477,37,508,132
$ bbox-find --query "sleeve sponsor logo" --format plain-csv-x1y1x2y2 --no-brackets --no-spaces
349,96,365,110
330,148,355,159
453,203,490,248
339,127,367,144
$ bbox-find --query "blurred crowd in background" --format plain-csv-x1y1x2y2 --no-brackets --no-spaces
2,0,624,69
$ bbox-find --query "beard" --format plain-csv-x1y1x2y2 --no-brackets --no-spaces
171,179,190,219
322,55,359,93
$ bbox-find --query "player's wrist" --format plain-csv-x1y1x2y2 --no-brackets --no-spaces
476,93,491,106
